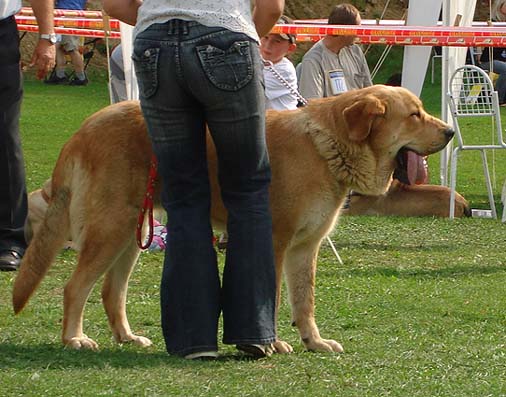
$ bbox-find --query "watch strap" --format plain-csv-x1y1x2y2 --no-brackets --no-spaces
40,33,57,44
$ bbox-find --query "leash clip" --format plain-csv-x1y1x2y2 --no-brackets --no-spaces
136,155,158,249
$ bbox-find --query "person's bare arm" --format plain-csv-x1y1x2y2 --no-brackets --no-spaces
252,0,284,37
29,0,56,79
103,0,142,26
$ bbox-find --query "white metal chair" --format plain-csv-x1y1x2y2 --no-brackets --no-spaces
431,47,442,84
446,64,506,219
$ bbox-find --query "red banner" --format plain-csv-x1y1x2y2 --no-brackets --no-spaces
271,23,506,47
16,16,120,30
17,24,121,39
16,7,506,46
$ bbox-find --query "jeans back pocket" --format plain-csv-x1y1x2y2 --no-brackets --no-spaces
196,41,253,92
132,47,160,98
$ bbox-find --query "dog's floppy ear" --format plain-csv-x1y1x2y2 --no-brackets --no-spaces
343,95,386,142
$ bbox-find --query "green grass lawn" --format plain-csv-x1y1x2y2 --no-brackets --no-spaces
1,68,506,396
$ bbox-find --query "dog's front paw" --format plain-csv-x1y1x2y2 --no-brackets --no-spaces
273,339,293,354
304,337,343,353
119,334,153,347
65,335,99,351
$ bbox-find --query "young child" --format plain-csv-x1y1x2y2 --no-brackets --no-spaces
260,16,298,110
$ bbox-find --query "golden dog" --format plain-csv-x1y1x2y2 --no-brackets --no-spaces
26,180,78,250
343,179,471,217
13,85,454,353
25,179,51,245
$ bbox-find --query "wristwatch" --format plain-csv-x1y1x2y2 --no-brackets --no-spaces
39,33,57,44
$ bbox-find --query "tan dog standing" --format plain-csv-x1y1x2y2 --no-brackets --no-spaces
13,85,454,353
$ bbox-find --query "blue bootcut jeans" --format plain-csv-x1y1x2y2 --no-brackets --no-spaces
133,20,276,357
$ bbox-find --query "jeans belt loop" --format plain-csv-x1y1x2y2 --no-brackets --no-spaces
182,20,189,35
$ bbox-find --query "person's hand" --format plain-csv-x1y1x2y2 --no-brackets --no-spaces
30,39,56,80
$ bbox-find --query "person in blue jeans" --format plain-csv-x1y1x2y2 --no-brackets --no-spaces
103,0,284,360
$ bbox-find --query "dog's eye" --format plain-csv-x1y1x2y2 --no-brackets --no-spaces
411,111,421,118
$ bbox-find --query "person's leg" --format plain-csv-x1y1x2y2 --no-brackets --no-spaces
110,75,127,103
482,60,506,104
44,42,69,84
491,60,506,104
183,27,276,347
55,44,67,74
70,49,85,74
64,36,88,85
0,17,27,270
133,21,220,357
68,49,88,85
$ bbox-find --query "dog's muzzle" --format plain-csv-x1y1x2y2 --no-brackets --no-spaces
443,128,455,142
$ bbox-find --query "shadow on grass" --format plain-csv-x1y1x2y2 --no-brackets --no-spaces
0,343,269,370
338,264,506,279
333,242,458,253
0,343,169,370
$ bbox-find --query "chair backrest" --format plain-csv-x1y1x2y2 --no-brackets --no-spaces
446,64,506,149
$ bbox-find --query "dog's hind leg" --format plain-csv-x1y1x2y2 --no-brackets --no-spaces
101,239,152,347
62,237,123,350
284,239,344,353
271,242,294,354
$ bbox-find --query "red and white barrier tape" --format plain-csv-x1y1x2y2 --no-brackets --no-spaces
17,24,121,39
16,16,120,30
18,6,105,18
15,7,506,46
271,23,506,47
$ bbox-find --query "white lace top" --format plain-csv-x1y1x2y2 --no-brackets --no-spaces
134,0,258,41
1,0,21,19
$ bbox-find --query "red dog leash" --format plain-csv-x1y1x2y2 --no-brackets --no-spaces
136,154,158,249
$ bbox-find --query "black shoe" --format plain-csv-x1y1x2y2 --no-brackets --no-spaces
0,250,22,271
69,77,88,86
45,74,68,85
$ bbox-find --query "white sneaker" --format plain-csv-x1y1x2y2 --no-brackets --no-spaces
236,344,273,358
184,351,219,360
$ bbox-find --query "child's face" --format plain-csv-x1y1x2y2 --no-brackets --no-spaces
260,34,294,64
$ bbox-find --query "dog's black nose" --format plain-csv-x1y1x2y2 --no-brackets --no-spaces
444,128,455,140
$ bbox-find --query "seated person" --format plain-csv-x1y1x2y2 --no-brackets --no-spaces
478,0,506,105
298,3,372,99
45,0,89,86
479,47,506,105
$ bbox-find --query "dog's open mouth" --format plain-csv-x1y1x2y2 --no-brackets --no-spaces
395,147,410,169
397,145,431,158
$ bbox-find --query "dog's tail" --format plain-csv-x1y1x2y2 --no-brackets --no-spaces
12,185,71,314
